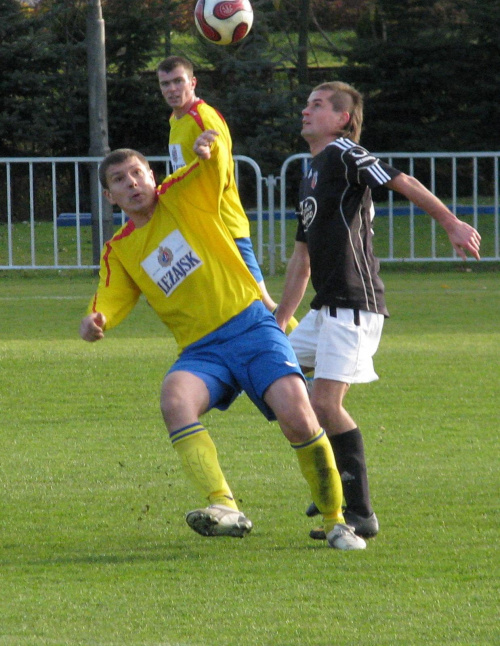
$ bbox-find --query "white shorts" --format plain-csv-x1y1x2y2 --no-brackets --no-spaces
288,306,385,384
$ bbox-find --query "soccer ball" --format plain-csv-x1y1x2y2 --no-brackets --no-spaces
194,0,254,46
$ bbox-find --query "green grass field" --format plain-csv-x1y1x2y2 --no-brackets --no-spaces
0,270,498,646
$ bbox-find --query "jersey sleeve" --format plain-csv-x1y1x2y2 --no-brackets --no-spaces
346,145,401,189
158,138,227,222
197,108,234,191
87,241,142,330
295,209,306,243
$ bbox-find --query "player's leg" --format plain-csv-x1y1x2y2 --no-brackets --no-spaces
272,307,345,528
264,374,365,550
161,369,252,537
225,303,364,548
305,308,383,538
310,379,377,531
161,370,237,508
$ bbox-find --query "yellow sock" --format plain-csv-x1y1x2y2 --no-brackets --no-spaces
291,429,345,535
285,315,299,336
170,423,239,510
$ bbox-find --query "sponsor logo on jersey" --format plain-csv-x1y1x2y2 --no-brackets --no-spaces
299,196,317,231
141,230,202,296
348,145,377,168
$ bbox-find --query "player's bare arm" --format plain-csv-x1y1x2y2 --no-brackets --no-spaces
387,173,481,261
80,312,107,342
275,241,311,331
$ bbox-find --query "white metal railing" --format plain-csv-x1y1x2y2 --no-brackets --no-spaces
0,152,498,272
278,151,499,267
0,155,263,270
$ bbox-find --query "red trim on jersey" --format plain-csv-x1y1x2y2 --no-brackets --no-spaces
170,99,227,132
102,220,136,287
103,241,113,287
187,99,207,131
157,161,200,196
112,219,136,241
185,99,227,132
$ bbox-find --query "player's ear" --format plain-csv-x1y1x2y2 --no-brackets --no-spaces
103,189,116,206
191,75,197,91
341,111,351,128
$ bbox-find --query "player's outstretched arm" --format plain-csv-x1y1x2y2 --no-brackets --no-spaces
193,129,219,159
80,312,107,342
387,173,481,261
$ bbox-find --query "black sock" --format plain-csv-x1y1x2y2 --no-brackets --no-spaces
330,428,373,517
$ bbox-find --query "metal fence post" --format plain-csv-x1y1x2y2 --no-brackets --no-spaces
265,175,277,276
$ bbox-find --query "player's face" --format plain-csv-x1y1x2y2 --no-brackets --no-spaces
103,157,156,221
301,90,349,147
158,66,197,117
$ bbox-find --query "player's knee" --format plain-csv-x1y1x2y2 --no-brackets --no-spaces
273,398,320,443
310,393,342,428
160,389,183,426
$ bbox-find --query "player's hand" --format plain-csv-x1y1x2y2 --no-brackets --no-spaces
448,220,481,261
80,312,106,342
193,129,219,159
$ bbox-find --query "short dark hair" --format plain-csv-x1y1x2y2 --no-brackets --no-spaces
157,56,194,76
99,148,150,189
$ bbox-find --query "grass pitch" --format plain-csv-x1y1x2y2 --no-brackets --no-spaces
0,270,498,645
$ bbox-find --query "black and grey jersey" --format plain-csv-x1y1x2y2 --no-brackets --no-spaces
296,137,401,316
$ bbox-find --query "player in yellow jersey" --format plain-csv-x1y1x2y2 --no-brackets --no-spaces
79,131,366,550
157,55,297,334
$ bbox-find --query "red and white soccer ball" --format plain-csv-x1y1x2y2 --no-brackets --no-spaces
194,0,254,46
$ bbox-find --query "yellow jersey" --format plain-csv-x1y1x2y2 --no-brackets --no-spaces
89,139,261,352
168,100,250,239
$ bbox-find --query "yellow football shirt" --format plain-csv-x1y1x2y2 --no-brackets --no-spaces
89,140,261,351
169,100,250,239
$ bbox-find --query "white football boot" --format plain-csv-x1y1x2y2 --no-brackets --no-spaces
186,504,253,538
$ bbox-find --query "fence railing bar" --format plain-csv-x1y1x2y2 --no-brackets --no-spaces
0,152,499,271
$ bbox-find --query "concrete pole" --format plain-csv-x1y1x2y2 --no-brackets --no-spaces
86,0,113,265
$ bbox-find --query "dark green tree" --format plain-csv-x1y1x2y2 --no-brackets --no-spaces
185,5,309,175
1,0,497,160
342,0,500,152
102,0,166,153
0,0,87,155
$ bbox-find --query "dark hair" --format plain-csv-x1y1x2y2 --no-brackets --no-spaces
313,81,364,143
99,148,150,189
157,55,194,76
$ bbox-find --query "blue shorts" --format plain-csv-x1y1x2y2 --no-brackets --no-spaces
167,301,303,421
234,237,264,283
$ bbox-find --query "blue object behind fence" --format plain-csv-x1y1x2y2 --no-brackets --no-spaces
57,205,492,226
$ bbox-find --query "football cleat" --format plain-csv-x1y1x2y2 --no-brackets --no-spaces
306,501,379,538
186,504,253,538
309,526,327,541
305,501,320,517
327,523,366,551
344,510,379,538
